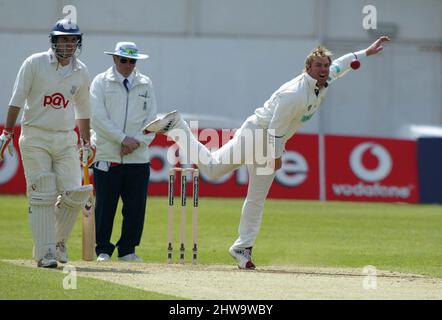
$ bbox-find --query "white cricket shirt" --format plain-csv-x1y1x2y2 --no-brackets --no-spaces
254,50,366,157
9,49,91,131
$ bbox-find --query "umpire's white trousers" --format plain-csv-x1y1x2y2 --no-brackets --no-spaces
169,116,276,249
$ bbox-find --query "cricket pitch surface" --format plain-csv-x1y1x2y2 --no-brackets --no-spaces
4,260,442,299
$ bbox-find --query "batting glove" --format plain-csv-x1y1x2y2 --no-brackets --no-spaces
0,129,14,161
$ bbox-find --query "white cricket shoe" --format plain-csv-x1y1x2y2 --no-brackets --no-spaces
37,251,58,268
142,110,181,134
118,253,143,262
229,246,256,270
96,253,111,262
55,241,68,264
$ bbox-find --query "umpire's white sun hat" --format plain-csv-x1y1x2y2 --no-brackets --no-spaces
104,42,149,59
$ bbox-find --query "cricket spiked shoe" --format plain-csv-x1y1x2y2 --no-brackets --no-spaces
55,240,68,264
229,246,256,270
143,110,181,134
118,253,143,262
96,253,111,262
37,250,58,268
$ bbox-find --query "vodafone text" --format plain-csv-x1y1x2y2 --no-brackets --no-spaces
332,182,412,199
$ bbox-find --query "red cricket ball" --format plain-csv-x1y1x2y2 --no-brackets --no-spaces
350,59,361,70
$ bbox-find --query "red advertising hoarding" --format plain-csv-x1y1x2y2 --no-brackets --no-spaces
0,125,419,203
148,131,319,200
325,135,419,203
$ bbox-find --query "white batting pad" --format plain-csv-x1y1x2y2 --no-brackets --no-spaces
28,173,58,261
28,172,58,206
55,185,93,243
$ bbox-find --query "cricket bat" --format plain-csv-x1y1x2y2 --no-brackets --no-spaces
82,150,96,261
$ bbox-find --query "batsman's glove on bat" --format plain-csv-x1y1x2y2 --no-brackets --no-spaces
0,129,14,161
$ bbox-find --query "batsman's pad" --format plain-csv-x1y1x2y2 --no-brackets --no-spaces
55,185,93,243
57,185,93,211
28,172,58,206
28,173,58,261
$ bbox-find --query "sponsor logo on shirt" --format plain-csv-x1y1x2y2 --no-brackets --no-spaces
43,92,70,109
331,64,341,74
301,113,314,122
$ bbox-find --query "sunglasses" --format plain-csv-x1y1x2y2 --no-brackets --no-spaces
119,57,137,64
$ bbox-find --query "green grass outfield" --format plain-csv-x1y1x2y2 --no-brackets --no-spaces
1,195,441,299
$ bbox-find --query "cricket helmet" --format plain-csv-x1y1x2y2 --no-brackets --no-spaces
49,19,83,59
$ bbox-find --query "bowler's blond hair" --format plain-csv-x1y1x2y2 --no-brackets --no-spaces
304,46,333,72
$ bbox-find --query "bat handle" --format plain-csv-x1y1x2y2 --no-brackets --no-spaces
82,143,90,185
83,165,90,185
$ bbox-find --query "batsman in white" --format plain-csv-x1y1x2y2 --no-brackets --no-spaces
143,36,390,269
0,19,94,268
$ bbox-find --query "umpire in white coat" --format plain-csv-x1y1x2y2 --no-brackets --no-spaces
90,42,157,262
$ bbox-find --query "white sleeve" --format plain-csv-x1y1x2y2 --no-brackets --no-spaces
74,69,92,119
268,93,299,137
267,92,302,158
328,49,367,84
90,76,126,144
8,57,33,108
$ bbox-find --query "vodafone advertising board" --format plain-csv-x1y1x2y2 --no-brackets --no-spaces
0,126,419,203
325,135,419,203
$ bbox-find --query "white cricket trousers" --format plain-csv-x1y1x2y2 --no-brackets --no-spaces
19,126,81,191
19,126,82,260
168,116,276,249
